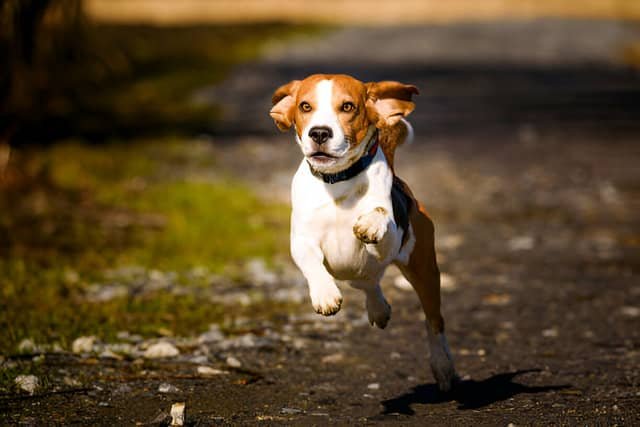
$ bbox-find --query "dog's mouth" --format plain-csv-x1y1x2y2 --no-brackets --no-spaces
309,152,338,163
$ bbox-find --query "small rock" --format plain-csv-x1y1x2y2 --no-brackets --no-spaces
440,273,457,291
508,236,535,251
197,366,228,376
198,325,225,344
158,383,180,393
281,407,302,415
226,356,242,368
390,352,401,360
542,328,559,338
482,293,511,306
477,349,486,356
245,258,279,286
144,342,180,359
321,353,344,364
156,327,174,337
620,306,640,318
86,284,128,302
99,349,123,360
15,375,39,394
116,331,143,343
63,376,81,387
114,383,132,395
367,383,380,390
189,355,209,364
440,234,464,250
72,336,97,354
170,402,186,426
17,338,38,354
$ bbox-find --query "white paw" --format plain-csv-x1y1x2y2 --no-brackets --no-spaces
310,284,343,316
366,292,392,329
353,207,389,244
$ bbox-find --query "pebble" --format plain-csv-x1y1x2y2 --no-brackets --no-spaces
116,331,143,343
367,383,380,390
114,383,132,395
226,356,242,368
542,328,559,338
281,407,303,415
440,273,457,291
508,236,535,251
63,376,81,387
158,383,180,393
144,342,180,359
439,234,464,250
321,353,344,364
197,366,228,376
170,402,186,426
72,336,97,354
99,349,123,360
197,325,225,343
620,306,640,318
15,375,39,394
245,258,278,286
17,338,39,354
390,351,401,359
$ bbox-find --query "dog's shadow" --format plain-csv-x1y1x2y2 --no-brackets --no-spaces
381,369,570,415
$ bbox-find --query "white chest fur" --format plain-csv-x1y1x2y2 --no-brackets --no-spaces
290,148,402,282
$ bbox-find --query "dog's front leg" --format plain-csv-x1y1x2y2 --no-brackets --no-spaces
353,207,398,262
291,237,343,316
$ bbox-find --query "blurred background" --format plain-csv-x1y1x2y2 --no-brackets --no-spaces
1,1,639,423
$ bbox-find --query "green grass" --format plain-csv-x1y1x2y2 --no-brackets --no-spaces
0,139,292,356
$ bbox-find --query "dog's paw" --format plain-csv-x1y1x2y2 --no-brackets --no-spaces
353,207,389,244
310,284,343,316
428,334,457,392
366,292,392,329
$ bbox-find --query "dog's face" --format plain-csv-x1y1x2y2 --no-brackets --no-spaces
270,74,418,173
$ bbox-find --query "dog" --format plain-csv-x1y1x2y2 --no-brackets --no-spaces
269,74,457,391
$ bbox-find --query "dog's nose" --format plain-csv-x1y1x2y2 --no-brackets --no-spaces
308,126,333,144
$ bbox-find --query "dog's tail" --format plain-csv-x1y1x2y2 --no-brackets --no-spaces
379,118,414,171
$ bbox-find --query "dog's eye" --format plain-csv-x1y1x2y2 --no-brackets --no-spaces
299,102,312,113
341,102,355,113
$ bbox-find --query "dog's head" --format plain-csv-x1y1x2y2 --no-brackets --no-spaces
270,74,418,174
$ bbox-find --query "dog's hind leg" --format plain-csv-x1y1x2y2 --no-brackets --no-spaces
397,205,457,392
350,280,391,329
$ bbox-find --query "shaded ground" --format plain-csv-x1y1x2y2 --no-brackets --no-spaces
2,19,640,424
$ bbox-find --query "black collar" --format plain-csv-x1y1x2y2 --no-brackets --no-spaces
308,132,379,184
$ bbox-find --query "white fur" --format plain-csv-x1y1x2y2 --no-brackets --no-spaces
291,141,408,327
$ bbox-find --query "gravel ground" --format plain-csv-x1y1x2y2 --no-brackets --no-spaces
2,19,640,425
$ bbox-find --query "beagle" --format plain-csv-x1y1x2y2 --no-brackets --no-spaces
270,74,457,391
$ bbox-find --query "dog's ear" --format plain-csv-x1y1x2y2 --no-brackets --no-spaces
270,80,301,131
365,81,419,127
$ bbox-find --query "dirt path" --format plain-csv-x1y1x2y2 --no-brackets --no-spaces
3,20,640,425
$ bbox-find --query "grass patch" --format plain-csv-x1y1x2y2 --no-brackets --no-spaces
0,139,291,355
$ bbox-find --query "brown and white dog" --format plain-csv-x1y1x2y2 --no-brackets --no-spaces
270,74,457,391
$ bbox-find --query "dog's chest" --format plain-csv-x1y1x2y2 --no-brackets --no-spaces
291,157,393,279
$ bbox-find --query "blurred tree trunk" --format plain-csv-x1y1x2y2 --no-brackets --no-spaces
1,0,84,146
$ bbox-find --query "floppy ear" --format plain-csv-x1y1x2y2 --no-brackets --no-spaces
365,81,419,127
270,80,300,131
